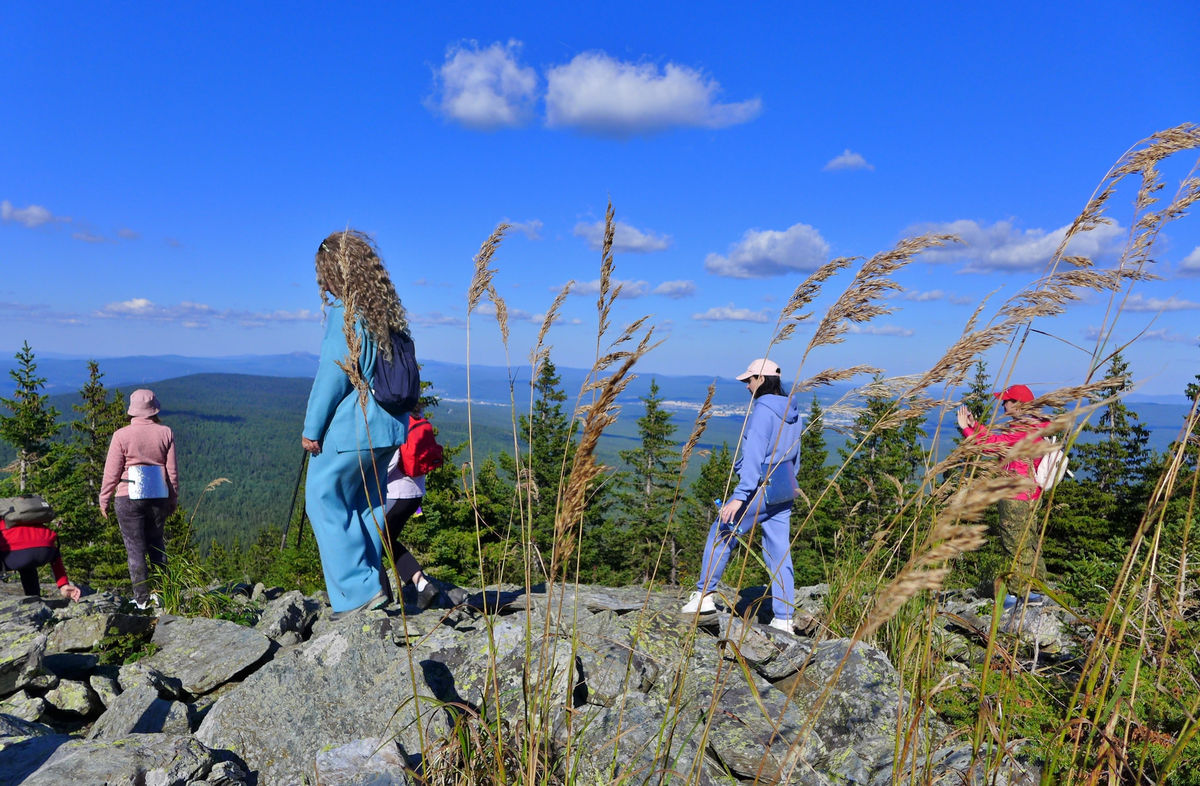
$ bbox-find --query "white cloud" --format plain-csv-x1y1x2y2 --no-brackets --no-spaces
430,40,537,129
651,280,696,299
692,304,772,323
94,298,319,326
823,149,874,172
573,220,672,253
507,219,543,240
73,231,107,243
1179,246,1200,276
566,278,650,298
545,52,761,136
1,200,65,228
847,323,914,337
1085,325,1196,344
118,228,140,240
913,219,1125,273
1122,293,1200,312
704,223,830,278
474,301,578,326
902,289,946,302
410,310,466,327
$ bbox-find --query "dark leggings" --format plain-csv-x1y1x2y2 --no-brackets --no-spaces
115,496,170,603
384,497,423,583
2,546,58,596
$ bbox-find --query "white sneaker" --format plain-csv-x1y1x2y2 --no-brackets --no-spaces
681,591,717,614
768,617,794,634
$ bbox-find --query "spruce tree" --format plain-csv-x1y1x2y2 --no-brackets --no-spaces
680,442,733,584
0,342,60,491
616,380,682,583
794,396,836,583
519,357,576,555
962,360,995,422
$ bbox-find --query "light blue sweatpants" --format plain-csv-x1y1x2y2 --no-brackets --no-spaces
305,445,394,612
696,494,795,621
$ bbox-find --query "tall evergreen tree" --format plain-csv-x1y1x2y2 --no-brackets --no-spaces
680,442,733,585
616,380,682,582
71,361,127,498
794,396,837,583
0,342,60,491
962,360,995,423
837,379,927,538
515,357,576,555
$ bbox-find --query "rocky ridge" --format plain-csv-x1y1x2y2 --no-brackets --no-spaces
0,580,1063,785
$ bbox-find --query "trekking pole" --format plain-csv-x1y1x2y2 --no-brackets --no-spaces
280,450,309,550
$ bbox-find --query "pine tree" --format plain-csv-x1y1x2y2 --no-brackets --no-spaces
680,442,733,584
794,396,837,584
616,380,682,582
513,357,576,556
837,379,927,538
0,342,60,491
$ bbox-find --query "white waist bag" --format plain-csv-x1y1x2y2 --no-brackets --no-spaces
126,465,169,500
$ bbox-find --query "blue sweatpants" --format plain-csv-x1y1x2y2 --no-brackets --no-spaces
696,494,795,621
305,445,394,612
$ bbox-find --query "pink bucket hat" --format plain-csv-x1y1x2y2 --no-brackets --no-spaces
127,389,161,417
735,358,782,381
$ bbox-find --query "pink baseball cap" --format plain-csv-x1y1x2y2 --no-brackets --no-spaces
736,358,782,381
993,384,1034,403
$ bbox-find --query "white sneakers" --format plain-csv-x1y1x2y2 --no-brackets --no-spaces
681,591,717,614
767,617,794,634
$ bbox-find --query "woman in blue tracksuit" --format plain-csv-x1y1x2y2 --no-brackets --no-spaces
302,230,409,615
682,357,804,633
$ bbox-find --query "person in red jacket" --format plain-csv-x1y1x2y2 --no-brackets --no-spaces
0,516,82,601
382,409,443,610
957,383,1049,604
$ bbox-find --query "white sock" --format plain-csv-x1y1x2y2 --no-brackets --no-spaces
415,577,429,592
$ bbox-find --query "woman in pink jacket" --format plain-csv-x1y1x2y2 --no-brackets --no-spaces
99,389,179,610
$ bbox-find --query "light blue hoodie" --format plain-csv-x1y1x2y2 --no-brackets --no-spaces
731,393,804,502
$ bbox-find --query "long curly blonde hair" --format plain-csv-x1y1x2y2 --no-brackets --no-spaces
315,230,409,357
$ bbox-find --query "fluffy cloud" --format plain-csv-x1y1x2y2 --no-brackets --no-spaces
651,280,696,299
692,304,772,323
410,310,466,327
704,223,830,279
847,323,914,337
507,219,543,240
545,52,761,136
573,220,672,253
118,228,140,240
95,298,319,326
567,279,650,298
1085,325,1196,344
473,301,579,326
823,149,874,172
1,200,64,228
430,40,538,129
1121,293,1200,312
1179,246,1200,276
913,219,1125,273
72,231,107,243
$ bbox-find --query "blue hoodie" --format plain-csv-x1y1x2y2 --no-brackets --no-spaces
732,393,805,502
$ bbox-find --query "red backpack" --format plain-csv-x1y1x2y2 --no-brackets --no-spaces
401,415,444,477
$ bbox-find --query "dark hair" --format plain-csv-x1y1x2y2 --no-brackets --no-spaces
752,375,785,398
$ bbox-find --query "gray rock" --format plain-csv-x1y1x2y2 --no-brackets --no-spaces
0,691,47,722
120,659,186,698
576,635,659,707
142,615,272,696
0,627,47,696
45,610,155,652
42,678,100,716
0,732,73,786
0,711,55,737
23,733,247,785
197,615,448,785
314,737,411,785
87,684,193,739
255,589,321,640
89,668,121,707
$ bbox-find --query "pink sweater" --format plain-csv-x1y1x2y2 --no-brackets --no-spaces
99,418,180,512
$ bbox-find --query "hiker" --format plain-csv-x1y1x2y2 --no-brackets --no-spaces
301,230,409,616
382,408,443,610
682,358,805,634
956,383,1050,604
1,495,82,601
99,389,179,610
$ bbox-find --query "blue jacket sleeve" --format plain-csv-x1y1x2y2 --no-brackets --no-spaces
732,403,771,501
302,306,353,442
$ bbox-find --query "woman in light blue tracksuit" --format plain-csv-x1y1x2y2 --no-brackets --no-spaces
682,357,805,633
302,230,408,615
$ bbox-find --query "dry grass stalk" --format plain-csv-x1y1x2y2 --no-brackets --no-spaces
794,365,881,393
531,281,574,368
468,223,510,314
770,256,854,345
805,234,956,355
680,383,715,471
485,283,510,345
595,201,617,346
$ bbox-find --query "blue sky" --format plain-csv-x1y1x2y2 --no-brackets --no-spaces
3,2,1198,398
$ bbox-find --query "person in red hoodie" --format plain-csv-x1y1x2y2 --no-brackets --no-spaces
956,383,1049,604
1,503,82,601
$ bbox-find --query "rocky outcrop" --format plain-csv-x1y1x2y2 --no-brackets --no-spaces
0,579,1050,785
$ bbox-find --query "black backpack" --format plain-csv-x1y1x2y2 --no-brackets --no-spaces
0,494,55,526
372,329,421,418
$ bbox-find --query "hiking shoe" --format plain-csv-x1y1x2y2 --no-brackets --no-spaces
681,591,717,614
417,582,441,610
331,590,389,620
1024,592,1046,607
134,598,152,611
768,617,794,635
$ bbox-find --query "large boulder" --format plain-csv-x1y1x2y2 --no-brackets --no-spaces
87,684,194,739
141,615,273,696
21,733,250,785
